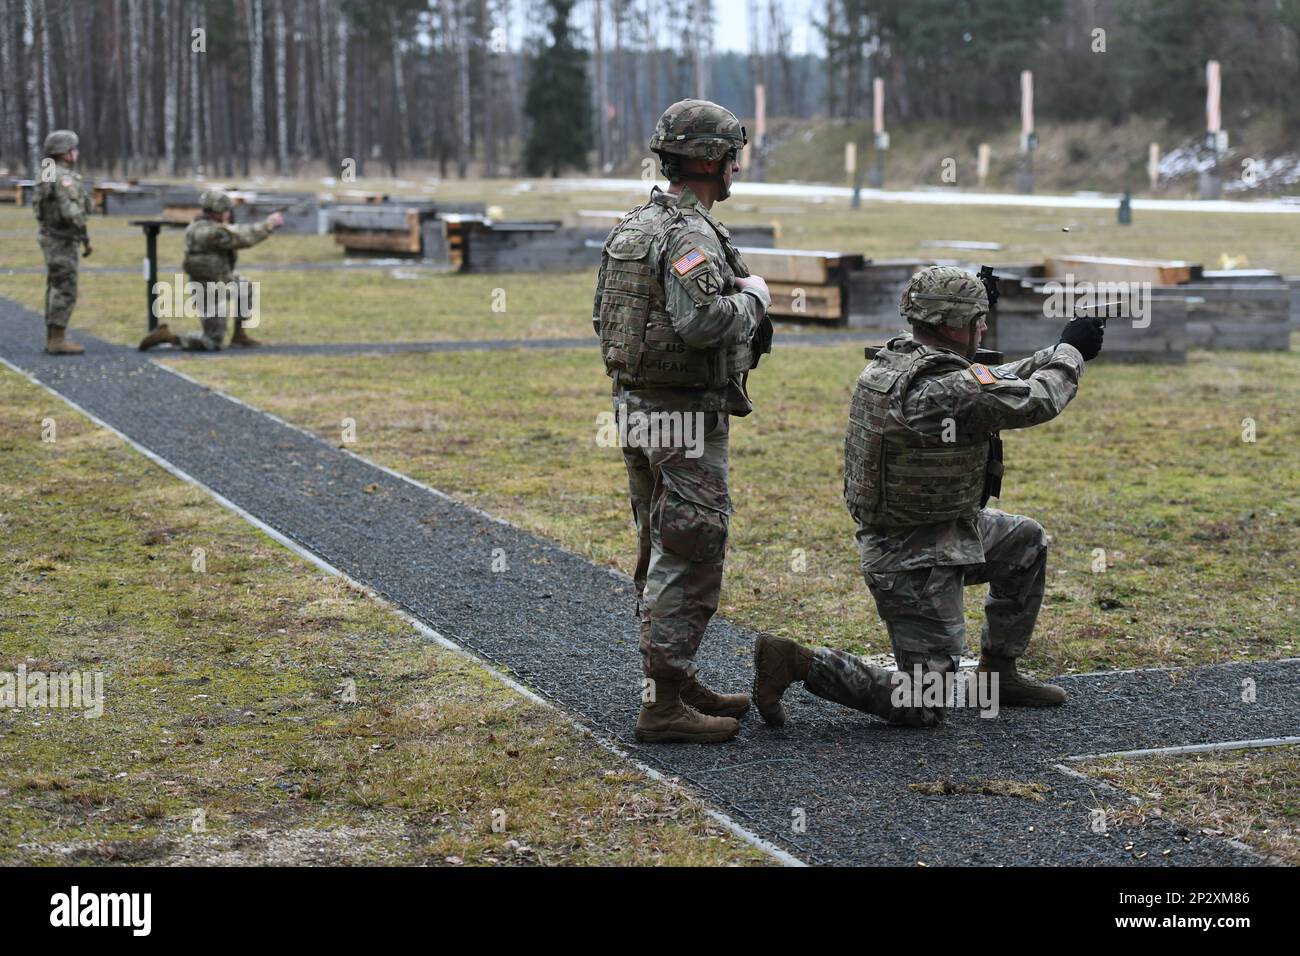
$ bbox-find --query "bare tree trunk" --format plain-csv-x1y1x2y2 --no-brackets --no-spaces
456,0,470,177
202,11,215,175
768,0,793,118
142,0,154,168
189,0,203,173
23,0,40,174
37,0,55,129
0,0,15,168
248,0,266,168
644,0,657,134
593,0,606,169
124,0,142,172
335,7,348,169
313,0,336,167
294,0,310,160
477,0,492,177
163,0,178,174
390,12,410,173
274,0,288,173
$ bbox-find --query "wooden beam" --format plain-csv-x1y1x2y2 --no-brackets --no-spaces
1045,254,1195,287
766,281,843,320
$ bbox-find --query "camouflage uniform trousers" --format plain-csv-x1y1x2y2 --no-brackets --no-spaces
39,235,80,329
621,407,732,684
176,276,248,351
806,508,1048,726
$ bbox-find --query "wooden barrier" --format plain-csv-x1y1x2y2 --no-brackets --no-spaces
1045,254,1198,286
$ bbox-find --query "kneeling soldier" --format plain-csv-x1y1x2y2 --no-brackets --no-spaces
754,266,1105,727
139,189,282,351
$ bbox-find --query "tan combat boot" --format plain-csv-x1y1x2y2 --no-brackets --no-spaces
681,675,751,719
138,324,179,351
753,635,812,727
978,653,1066,706
229,320,261,348
45,326,84,355
635,679,740,744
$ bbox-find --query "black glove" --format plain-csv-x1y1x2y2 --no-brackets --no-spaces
750,313,773,370
1058,316,1105,361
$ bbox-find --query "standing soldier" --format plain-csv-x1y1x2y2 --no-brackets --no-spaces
138,189,283,351
753,266,1106,727
595,99,774,744
33,129,92,355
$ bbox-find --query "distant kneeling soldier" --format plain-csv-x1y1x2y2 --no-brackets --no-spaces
139,189,283,351
34,129,92,355
596,99,773,744
754,266,1106,728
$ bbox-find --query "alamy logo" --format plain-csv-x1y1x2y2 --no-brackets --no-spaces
151,274,261,327
1042,273,1151,329
595,408,707,459
49,886,151,936
0,664,103,718
889,665,999,718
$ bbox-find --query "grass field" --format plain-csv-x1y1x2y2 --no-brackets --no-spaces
168,343,1300,676
1084,746,1299,864
0,366,769,866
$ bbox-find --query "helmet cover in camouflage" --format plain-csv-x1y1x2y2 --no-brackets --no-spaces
649,99,747,163
900,266,989,329
200,188,234,214
43,129,79,157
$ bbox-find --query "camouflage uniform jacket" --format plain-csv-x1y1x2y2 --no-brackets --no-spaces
183,217,274,283
33,162,90,241
856,334,1085,572
600,185,770,416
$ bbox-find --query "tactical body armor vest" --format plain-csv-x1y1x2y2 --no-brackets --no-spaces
33,166,84,240
596,197,751,390
184,219,237,282
844,343,993,528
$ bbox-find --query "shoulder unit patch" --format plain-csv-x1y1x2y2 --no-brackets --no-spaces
695,271,721,296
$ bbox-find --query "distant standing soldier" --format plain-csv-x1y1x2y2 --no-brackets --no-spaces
594,99,774,744
33,129,92,355
753,266,1106,728
138,189,283,351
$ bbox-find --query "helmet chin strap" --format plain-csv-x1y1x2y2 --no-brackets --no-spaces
679,150,736,201
936,323,979,359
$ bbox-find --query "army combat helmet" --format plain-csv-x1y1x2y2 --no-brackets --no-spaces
650,99,747,198
901,266,989,359
43,129,79,157
199,188,234,216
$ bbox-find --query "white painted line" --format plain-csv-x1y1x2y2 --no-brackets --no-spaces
1065,736,1300,762
1067,657,1300,679
0,354,805,868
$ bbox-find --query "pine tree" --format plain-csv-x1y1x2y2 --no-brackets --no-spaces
523,0,592,177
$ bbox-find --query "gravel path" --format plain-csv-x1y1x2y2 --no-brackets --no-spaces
2,296,1293,866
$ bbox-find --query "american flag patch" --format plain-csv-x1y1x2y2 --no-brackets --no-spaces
969,364,998,385
672,247,708,276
